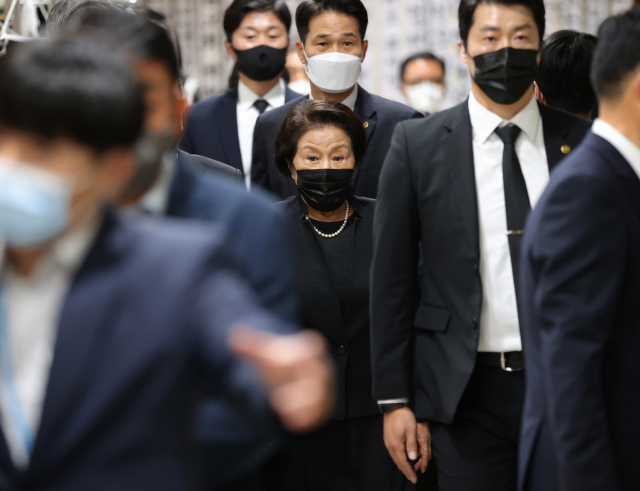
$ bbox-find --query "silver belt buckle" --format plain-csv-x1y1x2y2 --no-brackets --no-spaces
500,352,514,372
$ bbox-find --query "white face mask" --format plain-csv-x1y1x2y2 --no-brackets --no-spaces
288,79,312,95
404,81,446,114
304,50,362,94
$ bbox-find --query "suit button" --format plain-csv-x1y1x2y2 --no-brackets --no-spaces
337,346,347,356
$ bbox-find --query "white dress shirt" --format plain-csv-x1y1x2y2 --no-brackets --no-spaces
309,84,358,111
468,92,549,353
237,79,286,190
592,119,640,179
0,223,99,468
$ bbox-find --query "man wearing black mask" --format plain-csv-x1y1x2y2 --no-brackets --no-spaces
180,0,301,189
370,1,591,490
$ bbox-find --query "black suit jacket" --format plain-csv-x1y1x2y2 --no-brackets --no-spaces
0,213,287,491
276,195,378,420
518,132,640,491
251,85,423,200
179,85,301,173
370,100,592,423
179,149,243,183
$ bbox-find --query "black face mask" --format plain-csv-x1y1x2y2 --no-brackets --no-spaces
296,169,354,213
473,47,539,105
233,45,287,82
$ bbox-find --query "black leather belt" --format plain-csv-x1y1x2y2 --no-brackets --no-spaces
476,351,524,372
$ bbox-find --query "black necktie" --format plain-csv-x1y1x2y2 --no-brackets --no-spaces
253,99,269,114
495,124,530,314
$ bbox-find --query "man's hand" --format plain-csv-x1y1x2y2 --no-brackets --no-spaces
228,326,336,434
414,422,432,473
383,407,419,484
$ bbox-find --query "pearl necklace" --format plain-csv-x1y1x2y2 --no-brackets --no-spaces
306,202,349,239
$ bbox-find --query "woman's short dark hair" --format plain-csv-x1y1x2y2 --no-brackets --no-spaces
223,0,292,41
0,38,144,153
458,0,545,48
296,0,368,45
275,99,366,177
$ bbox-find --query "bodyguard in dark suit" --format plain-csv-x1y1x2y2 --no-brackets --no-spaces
519,9,640,491
250,0,422,201
180,0,301,187
0,37,335,491
266,100,411,491
61,9,297,489
370,1,591,489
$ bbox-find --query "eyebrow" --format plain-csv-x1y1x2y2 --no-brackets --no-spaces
313,32,357,40
478,23,534,33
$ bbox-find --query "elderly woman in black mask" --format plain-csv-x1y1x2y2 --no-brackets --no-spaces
267,99,416,491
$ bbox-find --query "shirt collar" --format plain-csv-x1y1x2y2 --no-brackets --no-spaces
237,78,286,110
309,84,358,111
134,151,176,216
592,119,640,180
468,91,540,143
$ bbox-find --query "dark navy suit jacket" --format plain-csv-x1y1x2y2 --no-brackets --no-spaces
250,85,423,200
0,213,288,491
519,132,640,491
167,150,297,488
179,85,301,174
168,150,296,321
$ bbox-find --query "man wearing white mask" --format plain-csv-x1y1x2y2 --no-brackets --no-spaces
251,0,423,200
399,52,447,115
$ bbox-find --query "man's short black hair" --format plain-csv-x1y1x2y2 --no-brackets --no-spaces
536,30,597,116
296,0,368,45
223,0,291,42
591,7,640,102
400,52,446,82
54,3,181,82
458,0,545,48
0,39,144,153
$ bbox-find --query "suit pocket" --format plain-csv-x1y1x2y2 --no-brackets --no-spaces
413,305,450,333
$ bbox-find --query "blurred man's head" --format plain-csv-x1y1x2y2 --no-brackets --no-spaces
399,52,446,114
223,0,291,85
458,0,545,113
0,39,143,249
591,7,640,144
295,0,368,97
59,7,185,201
535,30,597,119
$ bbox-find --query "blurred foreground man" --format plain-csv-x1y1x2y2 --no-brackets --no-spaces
0,39,333,490
56,9,300,488
519,8,640,491
370,0,591,489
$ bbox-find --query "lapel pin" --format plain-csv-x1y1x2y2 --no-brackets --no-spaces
363,122,369,129
561,145,571,154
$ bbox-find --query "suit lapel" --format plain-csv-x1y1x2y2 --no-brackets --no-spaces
214,88,243,173
165,151,208,219
353,85,376,147
539,102,573,172
29,214,131,472
443,101,480,257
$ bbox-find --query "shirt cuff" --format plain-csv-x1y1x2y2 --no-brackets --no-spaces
377,398,410,404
